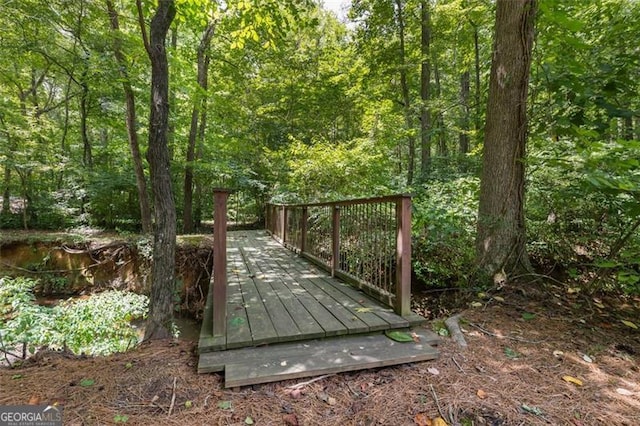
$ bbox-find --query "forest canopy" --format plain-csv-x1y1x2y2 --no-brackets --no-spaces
1,0,639,294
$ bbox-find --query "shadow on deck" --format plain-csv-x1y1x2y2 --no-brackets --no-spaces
198,231,439,387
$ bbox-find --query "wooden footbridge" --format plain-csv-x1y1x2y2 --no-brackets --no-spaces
198,193,439,387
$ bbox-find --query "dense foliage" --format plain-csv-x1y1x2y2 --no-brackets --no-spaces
0,0,638,292
0,277,149,361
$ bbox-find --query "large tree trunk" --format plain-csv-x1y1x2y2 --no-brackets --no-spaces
183,22,215,233
475,0,536,279
394,0,416,186
419,0,431,181
106,0,153,234
137,0,177,340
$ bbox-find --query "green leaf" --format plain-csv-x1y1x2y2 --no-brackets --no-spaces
217,401,232,410
521,312,536,321
355,307,373,313
113,414,129,423
80,378,95,387
245,416,255,425
521,403,544,416
384,330,414,342
11,374,23,380
504,347,520,359
230,317,246,326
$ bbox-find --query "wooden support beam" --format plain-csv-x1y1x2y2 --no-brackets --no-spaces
212,189,231,337
395,195,412,316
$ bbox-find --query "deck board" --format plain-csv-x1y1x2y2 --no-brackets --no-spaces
199,230,428,353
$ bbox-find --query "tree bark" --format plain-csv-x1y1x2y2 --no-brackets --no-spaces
394,0,416,186
183,21,215,233
137,0,177,340
433,59,447,157
419,0,431,181
459,70,470,155
106,0,153,234
475,0,536,278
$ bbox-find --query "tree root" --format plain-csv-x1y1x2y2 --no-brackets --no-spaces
445,314,467,349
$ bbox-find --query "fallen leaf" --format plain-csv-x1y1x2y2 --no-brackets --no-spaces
217,400,232,410
616,388,634,396
411,332,421,343
28,395,40,405
244,416,255,425
621,320,638,329
477,292,487,298
384,330,414,342
80,378,95,387
567,287,580,294
280,360,287,366
594,302,605,309
504,347,520,359
355,307,373,313
521,404,544,416
476,389,488,399
471,302,483,308
493,296,505,302
289,389,302,399
184,400,193,408
282,413,299,426
553,350,564,358
522,312,536,321
562,375,583,386
427,367,439,376
432,417,448,426
317,392,336,405
582,354,593,363
414,412,431,426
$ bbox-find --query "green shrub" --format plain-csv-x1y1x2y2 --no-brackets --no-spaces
0,276,149,361
412,177,480,288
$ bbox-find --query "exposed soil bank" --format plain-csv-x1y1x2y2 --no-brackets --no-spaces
0,233,214,318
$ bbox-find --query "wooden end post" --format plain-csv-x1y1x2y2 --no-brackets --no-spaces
395,195,412,316
212,189,231,336
332,205,340,277
282,206,288,245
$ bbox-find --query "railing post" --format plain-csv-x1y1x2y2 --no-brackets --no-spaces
282,206,288,245
395,195,412,316
212,189,231,336
332,205,340,277
301,206,308,254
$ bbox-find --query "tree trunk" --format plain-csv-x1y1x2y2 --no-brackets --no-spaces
137,0,177,340
394,0,415,186
459,71,470,156
472,21,482,144
106,0,153,234
475,0,536,279
184,21,215,233
433,60,447,157
419,0,431,181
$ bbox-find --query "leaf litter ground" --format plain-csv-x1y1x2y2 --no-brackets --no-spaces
1,281,639,425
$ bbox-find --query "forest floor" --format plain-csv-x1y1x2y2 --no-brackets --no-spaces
1,281,639,425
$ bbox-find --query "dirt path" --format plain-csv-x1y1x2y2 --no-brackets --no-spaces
1,284,639,425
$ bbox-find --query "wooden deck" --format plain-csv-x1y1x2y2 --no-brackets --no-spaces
198,230,438,386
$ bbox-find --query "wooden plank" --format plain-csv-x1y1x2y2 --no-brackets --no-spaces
240,248,302,342
198,328,440,375
274,248,409,330
249,255,326,339
225,278,252,349
245,240,346,337
236,274,279,345
220,329,439,387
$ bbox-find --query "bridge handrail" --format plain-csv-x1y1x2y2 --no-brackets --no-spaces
265,194,412,316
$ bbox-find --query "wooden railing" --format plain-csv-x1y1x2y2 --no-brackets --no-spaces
266,195,412,316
